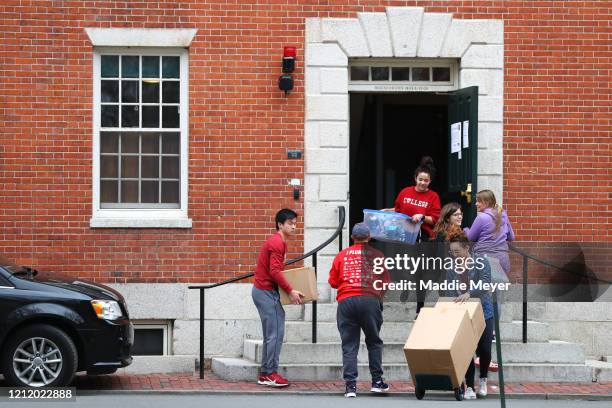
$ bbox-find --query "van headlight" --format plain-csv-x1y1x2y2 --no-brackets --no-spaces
91,300,123,320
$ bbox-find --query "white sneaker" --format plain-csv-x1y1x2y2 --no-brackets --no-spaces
464,387,477,400
477,378,488,397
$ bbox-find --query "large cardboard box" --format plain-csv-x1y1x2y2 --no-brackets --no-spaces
435,298,486,345
403,307,477,388
279,266,319,305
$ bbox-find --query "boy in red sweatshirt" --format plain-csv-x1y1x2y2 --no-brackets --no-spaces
328,223,391,398
252,209,303,387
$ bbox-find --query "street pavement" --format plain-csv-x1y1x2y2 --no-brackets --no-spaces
2,393,611,408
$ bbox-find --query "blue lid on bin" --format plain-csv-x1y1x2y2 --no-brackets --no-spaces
351,222,370,239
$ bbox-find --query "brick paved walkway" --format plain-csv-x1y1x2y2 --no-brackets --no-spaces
70,370,612,397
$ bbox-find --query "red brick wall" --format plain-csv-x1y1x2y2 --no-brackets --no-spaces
0,1,610,283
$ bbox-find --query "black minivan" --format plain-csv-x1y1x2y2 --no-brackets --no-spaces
0,255,133,387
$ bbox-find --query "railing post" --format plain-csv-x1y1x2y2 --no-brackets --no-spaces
199,288,205,379
522,255,528,344
493,291,506,408
339,212,343,253
312,252,317,344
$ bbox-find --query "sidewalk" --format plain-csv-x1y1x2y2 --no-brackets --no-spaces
70,370,612,399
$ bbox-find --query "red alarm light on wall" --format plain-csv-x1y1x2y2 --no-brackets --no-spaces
283,46,296,73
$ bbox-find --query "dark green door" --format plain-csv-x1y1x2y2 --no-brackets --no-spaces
447,86,478,225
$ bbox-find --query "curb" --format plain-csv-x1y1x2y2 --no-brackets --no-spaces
76,389,612,400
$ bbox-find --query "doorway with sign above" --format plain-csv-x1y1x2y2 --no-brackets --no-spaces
349,88,478,235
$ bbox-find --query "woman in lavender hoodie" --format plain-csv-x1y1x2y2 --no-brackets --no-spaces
464,190,515,276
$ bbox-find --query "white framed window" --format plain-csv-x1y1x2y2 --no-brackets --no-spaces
131,320,172,356
91,47,191,228
348,59,459,93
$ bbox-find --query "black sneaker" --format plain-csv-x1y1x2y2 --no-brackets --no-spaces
345,383,357,398
371,379,390,393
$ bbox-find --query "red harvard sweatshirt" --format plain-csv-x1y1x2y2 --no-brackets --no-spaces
328,243,390,302
254,232,293,293
394,186,441,239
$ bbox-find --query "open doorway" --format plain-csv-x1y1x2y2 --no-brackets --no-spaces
349,92,461,230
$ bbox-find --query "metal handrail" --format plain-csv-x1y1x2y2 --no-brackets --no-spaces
508,242,610,344
188,206,346,379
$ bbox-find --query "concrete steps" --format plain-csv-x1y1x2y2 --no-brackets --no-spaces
243,339,583,365
275,320,549,343
211,357,593,382
212,300,591,383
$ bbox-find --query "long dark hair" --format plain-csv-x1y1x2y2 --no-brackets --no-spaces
414,156,436,181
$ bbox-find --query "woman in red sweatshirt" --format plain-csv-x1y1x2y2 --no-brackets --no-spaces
384,156,441,314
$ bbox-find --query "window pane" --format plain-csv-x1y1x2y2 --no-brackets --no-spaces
121,181,138,203
162,157,179,179
162,106,179,128
433,67,451,82
350,66,368,81
101,55,119,78
142,81,159,103
122,56,139,78
141,181,159,203
121,156,139,178
100,156,118,178
162,81,179,103
142,106,159,128
121,105,139,127
392,67,410,81
101,180,118,203
132,329,164,356
412,67,430,81
141,156,159,178
162,181,179,204
101,132,119,153
101,105,118,127
101,80,119,102
122,133,139,153
371,67,389,81
142,56,160,78
162,56,180,78
121,81,139,103
141,133,159,153
162,133,180,154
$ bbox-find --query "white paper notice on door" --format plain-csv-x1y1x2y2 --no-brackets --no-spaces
451,122,461,154
462,120,469,148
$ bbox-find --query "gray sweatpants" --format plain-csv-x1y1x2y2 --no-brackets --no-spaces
251,286,285,375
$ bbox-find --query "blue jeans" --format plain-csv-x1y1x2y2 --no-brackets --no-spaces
252,286,285,375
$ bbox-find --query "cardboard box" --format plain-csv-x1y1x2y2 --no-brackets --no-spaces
435,298,486,345
279,266,319,305
403,307,477,388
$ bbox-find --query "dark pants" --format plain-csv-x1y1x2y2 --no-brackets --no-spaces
337,296,384,384
466,317,494,388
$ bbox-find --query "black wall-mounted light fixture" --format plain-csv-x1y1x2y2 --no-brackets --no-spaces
279,46,296,96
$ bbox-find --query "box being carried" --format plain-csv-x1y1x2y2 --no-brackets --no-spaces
279,266,319,305
435,298,486,345
403,299,485,389
362,209,421,244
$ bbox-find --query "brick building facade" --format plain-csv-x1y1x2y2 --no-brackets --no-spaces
1,1,611,370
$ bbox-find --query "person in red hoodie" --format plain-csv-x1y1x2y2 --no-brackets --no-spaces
329,223,391,398
252,209,304,387
383,156,441,314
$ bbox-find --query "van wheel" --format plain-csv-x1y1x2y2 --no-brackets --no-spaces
1,324,78,388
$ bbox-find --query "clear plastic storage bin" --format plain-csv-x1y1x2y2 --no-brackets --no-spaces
362,209,422,244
